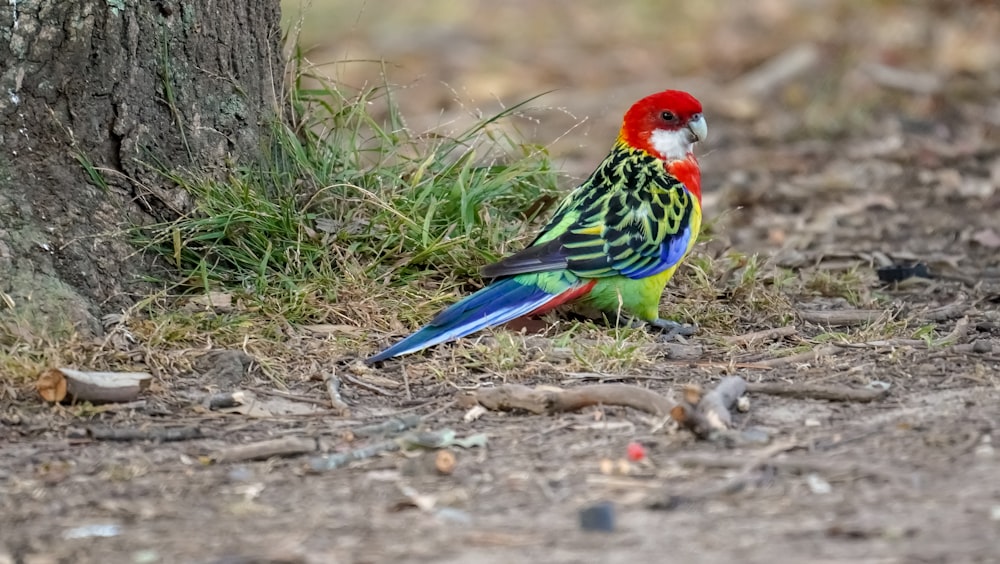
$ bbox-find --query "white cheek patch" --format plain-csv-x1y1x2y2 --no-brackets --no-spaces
649,128,692,161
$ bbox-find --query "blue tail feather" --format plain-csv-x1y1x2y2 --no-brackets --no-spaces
366,278,556,363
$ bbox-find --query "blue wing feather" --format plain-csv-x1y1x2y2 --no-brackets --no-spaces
619,223,692,279
366,278,558,363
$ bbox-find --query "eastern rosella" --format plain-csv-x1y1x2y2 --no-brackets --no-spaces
367,90,707,364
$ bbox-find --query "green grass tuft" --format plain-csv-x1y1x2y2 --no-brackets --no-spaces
133,55,561,328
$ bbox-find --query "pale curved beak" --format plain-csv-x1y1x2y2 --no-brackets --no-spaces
687,114,708,143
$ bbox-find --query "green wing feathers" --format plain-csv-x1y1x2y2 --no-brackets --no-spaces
482,142,699,281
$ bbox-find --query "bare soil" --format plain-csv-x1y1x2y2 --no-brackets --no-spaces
4,1,1000,563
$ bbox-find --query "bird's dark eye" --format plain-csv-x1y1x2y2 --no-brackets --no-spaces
660,111,676,122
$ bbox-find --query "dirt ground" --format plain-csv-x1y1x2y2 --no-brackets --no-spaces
4,1,1000,562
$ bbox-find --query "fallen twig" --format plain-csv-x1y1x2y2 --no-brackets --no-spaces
562,372,673,382
921,299,969,322
845,316,970,349
37,368,152,404
469,378,750,440
722,325,797,347
254,388,330,407
670,377,747,438
470,383,674,417
306,428,484,472
352,414,422,438
935,316,970,346
798,310,883,327
92,400,148,413
756,345,842,368
325,372,350,416
747,382,889,403
82,426,203,442
401,365,413,401
341,372,399,397
307,439,400,472
211,436,318,463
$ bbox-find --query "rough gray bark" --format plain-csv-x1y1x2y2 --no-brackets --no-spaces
0,0,283,336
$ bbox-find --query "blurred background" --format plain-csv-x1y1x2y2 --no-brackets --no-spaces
281,0,1000,255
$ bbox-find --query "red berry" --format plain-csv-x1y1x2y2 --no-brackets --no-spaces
626,441,646,462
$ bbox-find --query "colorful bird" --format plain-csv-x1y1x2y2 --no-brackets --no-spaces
367,89,707,364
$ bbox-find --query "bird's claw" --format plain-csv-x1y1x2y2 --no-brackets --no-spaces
648,318,698,340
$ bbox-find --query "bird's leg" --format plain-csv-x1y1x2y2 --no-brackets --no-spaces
603,312,697,339
647,317,698,339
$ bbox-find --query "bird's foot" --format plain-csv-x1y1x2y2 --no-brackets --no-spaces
648,318,698,340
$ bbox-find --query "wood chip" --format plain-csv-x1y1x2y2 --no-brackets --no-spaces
37,368,152,404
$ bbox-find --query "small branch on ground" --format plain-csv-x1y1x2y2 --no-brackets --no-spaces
341,373,400,396
325,372,350,416
211,436,318,463
845,316,970,349
37,368,152,404
670,377,747,439
78,426,203,442
798,310,883,327
756,345,842,368
307,428,484,472
91,400,148,413
469,383,675,417
747,382,889,403
307,439,400,472
934,316,970,346
562,372,675,382
254,388,330,407
921,298,970,322
469,378,748,439
352,414,423,438
722,325,797,347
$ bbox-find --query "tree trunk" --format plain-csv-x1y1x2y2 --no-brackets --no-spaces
0,0,282,336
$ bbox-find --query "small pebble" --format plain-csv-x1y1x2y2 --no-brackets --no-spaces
972,340,992,354
804,418,821,427
579,502,616,532
63,523,121,539
806,474,832,495
736,396,750,412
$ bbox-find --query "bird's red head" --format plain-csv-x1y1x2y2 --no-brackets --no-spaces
618,90,707,163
